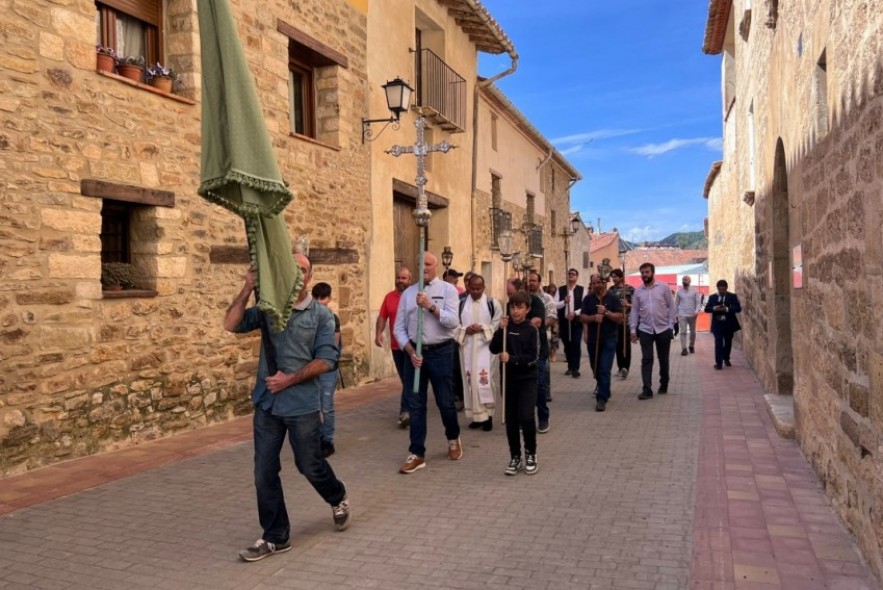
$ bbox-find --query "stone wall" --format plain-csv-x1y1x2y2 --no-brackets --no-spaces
704,0,883,578
0,0,370,474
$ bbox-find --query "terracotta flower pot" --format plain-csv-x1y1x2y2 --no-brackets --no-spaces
96,53,115,73
150,76,173,93
117,64,143,83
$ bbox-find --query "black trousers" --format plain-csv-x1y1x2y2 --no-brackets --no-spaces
713,330,734,365
452,343,463,403
638,329,672,394
615,323,631,371
504,373,538,458
559,320,583,371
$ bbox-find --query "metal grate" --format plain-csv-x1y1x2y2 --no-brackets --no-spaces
414,49,467,132
489,207,512,249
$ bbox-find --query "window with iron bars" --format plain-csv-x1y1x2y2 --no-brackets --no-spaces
527,225,544,257
489,207,511,249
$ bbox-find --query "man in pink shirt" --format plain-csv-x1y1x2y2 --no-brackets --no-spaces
375,267,412,427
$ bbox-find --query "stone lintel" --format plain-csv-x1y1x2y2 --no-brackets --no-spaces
392,178,449,209
81,179,175,208
277,20,348,69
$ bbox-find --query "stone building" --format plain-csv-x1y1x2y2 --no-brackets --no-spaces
473,84,580,299
364,0,519,377
0,0,371,474
702,0,883,578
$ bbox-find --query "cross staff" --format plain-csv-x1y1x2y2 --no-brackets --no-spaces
386,115,455,392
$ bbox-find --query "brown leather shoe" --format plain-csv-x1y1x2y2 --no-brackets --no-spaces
399,454,425,474
448,437,463,461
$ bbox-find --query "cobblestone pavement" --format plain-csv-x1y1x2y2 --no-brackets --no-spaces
0,334,878,590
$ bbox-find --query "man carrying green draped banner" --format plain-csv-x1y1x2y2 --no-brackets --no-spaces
198,0,351,562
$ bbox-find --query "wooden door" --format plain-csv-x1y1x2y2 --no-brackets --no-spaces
393,196,424,276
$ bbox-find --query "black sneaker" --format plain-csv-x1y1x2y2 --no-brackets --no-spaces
689,346,695,353
239,538,291,562
724,360,732,367
537,421,550,434
638,391,653,400
572,370,580,378
714,364,722,370
332,495,351,531
595,400,607,412
524,454,538,475
505,456,522,476
681,349,688,356
658,386,668,395
482,417,493,432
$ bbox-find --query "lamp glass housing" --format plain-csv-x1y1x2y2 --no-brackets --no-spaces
571,216,581,234
441,246,453,268
383,78,414,119
498,230,514,258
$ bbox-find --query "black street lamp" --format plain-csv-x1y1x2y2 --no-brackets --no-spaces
362,77,414,143
442,246,453,270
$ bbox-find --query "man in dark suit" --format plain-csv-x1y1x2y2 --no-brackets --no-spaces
557,268,584,378
704,279,742,370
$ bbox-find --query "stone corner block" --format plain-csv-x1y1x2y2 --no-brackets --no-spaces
764,393,796,440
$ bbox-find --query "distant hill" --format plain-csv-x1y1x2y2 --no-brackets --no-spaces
658,231,708,249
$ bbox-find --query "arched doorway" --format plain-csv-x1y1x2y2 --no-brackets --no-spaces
771,138,794,394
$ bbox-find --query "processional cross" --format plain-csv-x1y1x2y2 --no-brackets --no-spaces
386,115,455,392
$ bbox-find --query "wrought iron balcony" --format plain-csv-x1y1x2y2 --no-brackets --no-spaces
415,49,467,132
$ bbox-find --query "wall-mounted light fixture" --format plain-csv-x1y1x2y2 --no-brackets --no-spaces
362,78,414,143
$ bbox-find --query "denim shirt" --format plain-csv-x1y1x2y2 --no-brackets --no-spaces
235,294,339,416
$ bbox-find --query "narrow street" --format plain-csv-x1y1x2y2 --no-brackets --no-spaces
0,334,877,590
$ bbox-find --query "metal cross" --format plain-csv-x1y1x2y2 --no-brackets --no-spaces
386,115,455,228
386,114,456,391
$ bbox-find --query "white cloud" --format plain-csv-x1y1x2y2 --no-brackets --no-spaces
559,145,583,156
623,226,660,243
552,129,642,146
628,137,722,157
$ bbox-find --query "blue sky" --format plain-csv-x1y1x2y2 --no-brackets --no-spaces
478,0,722,243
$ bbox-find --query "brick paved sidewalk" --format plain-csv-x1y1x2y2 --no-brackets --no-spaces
0,334,878,590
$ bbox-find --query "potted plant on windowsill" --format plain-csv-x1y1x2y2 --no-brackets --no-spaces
96,44,117,73
101,262,140,291
117,55,145,83
145,62,178,93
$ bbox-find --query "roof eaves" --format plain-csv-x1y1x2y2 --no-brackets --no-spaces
702,0,732,55
703,160,723,199
436,0,518,57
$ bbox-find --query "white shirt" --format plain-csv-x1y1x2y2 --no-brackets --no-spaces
393,278,460,348
675,287,702,317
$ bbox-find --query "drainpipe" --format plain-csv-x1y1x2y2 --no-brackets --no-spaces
470,52,518,273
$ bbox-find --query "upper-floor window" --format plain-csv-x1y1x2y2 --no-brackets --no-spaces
289,57,315,138
526,192,535,224
813,50,829,140
279,20,349,146
491,113,498,151
95,0,162,65
550,210,557,233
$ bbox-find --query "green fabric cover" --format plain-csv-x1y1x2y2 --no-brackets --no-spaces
196,0,302,331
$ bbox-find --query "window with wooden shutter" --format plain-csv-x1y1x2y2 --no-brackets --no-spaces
95,0,161,65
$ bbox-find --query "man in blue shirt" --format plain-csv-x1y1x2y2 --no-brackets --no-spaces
224,254,350,562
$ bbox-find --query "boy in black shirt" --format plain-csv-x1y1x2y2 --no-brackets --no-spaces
490,291,540,476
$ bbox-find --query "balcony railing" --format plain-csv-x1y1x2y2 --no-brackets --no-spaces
415,49,467,132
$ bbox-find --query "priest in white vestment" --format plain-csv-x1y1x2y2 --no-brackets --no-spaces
454,275,502,430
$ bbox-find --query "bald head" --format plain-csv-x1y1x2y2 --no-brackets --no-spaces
423,252,438,283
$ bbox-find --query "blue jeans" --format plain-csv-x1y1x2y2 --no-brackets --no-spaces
592,337,617,401
318,371,337,444
252,408,345,544
536,356,549,425
391,348,408,414
403,341,461,457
